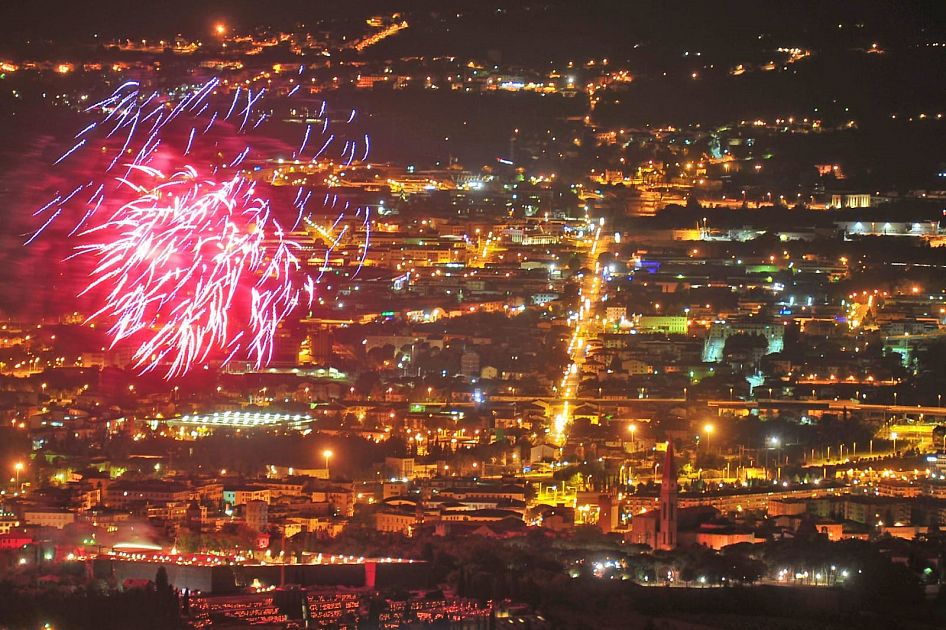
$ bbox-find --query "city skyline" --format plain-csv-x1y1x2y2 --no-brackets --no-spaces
0,2,945,629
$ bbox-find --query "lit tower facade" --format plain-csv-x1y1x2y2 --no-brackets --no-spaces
658,441,678,550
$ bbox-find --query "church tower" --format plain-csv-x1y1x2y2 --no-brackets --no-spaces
658,441,678,550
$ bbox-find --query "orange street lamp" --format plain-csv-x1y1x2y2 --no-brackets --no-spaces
14,461,24,490
323,449,333,471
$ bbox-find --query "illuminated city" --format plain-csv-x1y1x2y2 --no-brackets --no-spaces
1,1,946,628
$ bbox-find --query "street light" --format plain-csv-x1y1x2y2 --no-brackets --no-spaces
890,431,898,455
767,437,780,474
628,423,637,451
703,423,714,450
322,449,333,471
14,461,24,490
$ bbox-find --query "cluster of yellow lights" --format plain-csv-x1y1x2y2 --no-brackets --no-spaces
174,411,311,426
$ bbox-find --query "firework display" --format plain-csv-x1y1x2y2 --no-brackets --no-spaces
29,75,369,377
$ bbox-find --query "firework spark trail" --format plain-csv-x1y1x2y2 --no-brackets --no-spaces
25,209,62,246
184,128,197,155
34,195,62,217
28,77,372,377
314,134,334,159
202,111,218,134
75,122,97,138
54,139,87,165
69,193,104,238
225,87,242,120
297,124,312,156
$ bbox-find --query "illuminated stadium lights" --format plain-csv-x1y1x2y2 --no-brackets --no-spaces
165,410,312,428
